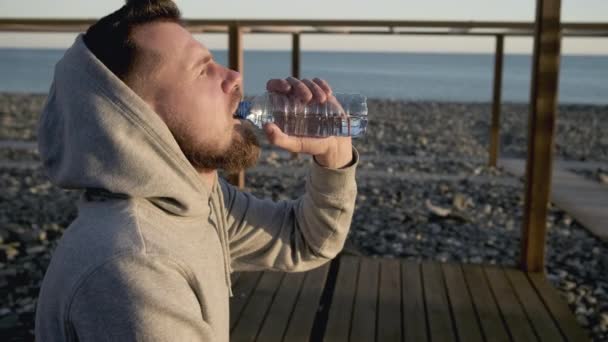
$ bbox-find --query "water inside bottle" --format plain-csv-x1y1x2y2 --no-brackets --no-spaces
271,111,367,138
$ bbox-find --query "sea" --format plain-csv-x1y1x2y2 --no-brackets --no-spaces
0,48,606,104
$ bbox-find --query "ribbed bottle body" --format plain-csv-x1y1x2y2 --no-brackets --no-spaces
235,92,368,138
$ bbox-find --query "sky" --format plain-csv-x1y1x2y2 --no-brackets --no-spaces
0,0,607,54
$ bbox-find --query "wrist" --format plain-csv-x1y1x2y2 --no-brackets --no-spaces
314,139,353,169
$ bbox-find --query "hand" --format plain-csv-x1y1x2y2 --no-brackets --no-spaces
264,77,353,169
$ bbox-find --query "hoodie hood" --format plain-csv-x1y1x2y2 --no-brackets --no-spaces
38,34,211,217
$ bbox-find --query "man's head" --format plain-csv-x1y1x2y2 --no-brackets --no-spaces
84,0,260,173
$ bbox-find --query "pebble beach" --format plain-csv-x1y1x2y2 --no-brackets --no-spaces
1,93,608,341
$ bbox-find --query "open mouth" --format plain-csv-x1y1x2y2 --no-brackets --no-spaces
230,101,241,118
229,89,243,117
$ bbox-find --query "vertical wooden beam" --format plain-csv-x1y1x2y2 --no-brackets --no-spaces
521,0,562,272
291,33,301,160
228,23,243,76
292,33,301,79
488,34,504,167
228,23,245,189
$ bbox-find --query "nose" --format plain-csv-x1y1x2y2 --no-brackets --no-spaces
222,67,242,95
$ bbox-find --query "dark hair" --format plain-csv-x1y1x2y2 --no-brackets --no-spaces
84,0,181,80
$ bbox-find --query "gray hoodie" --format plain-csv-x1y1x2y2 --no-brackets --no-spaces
34,35,358,341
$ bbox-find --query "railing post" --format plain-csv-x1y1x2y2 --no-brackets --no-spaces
227,23,245,189
291,32,301,160
520,0,562,272
489,34,504,167
292,33,301,79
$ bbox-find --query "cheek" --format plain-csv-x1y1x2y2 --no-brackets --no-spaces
191,103,233,147
160,81,233,146
192,99,227,131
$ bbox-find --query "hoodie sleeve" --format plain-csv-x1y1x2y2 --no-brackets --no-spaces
68,253,216,341
220,147,358,273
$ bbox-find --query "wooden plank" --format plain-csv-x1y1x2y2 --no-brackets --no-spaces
377,258,402,342
548,168,608,241
520,0,562,272
231,271,284,342
283,262,331,342
462,264,510,342
230,271,263,331
256,271,307,342
324,256,359,341
401,261,428,342
350,257,380,342
504,269,564,342
421,262,455,342
500,158,608,242
484,266,538,341
528,272,589,342
227,23,246,189
441,264,483,342
489,34,504,167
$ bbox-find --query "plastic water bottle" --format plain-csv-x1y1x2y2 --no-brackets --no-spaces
234,92,368,138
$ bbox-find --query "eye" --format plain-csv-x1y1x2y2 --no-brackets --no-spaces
199,68,207,77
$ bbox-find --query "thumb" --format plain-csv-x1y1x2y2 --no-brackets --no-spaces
263,123,302,153
263,123,280,143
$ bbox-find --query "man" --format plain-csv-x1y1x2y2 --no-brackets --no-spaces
34,0,358,341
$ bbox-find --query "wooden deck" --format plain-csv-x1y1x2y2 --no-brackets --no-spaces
501,158,608,241
229,255,588,341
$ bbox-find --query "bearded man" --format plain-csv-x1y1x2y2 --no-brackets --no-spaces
34,0,358,341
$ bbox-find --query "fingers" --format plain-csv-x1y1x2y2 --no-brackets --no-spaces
267,77,333,104
266,79,291,93
302,79,327,103
313,78,333,96
286,77,313,103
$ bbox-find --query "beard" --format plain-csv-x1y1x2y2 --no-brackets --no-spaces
174,121,261,174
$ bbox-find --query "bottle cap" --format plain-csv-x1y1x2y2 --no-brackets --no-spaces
234,101,251,119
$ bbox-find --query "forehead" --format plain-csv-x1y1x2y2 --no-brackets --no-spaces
131,21,210,63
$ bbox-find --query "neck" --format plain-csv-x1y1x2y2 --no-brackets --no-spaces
197,169,217,190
